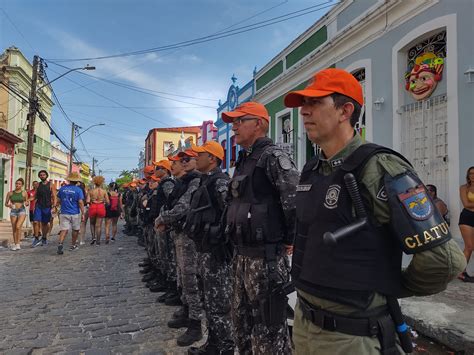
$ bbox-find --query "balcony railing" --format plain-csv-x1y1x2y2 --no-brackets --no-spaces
18,135,51,158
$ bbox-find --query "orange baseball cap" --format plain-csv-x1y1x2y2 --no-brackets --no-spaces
144,165,155,174
153,159,172,171
192,141,224,160
168,154,180,161
122,182,130,188
221,102,269,123
130,182,137,187
284,68,364,107
149,175,161,182
177,149,198,158
139,178,147,184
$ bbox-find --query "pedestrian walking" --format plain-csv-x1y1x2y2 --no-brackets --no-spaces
156,149,203,347
284,67,466,354
56,172,85,255
27,181,39,239
77,182,89,245
459,166,474,282
186,141,235,355
5,178,29,251
88,176,109,245
32,170,57,247
222,101,299,354
105,182,122,243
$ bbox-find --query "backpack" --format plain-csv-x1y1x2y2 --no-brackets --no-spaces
109,194,119,212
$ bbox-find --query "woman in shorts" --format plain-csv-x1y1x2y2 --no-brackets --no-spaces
5,178,29,250
459,166,474,282
87,176,109,245
105,182,122,244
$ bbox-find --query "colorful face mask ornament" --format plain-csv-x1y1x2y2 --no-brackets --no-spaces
405,52,444,101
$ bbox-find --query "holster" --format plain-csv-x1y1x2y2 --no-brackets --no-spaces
256,287,289,327
298,295,399,354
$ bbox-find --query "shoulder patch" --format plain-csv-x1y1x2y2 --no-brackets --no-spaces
398,186,433,221
272,150,283,157
376,185,388,201
278,155,293,170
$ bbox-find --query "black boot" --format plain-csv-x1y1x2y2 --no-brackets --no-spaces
167,310,190,329
164,292,182,306
148,281,168,293
140,265,153,274
138,259,151,267
173,305,188,319
177,319,202,347
187,338,218,355
142,272,156,282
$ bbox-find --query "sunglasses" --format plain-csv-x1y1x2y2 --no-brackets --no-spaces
232,117,259,125
180,157,196,163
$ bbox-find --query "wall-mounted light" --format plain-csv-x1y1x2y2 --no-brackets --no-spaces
464,67,474,83
373,97,385,111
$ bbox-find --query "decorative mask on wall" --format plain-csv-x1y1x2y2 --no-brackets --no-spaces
405,52,444,101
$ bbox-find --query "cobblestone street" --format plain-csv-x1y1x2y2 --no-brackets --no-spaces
0,223,195,355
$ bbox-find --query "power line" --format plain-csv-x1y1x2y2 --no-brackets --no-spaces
45,63,215,108
40,1,289,98
61,103,210,109
43,67,184,128
0,9,36,53
0,82,29,103
45,1,336,62
41,71,74,124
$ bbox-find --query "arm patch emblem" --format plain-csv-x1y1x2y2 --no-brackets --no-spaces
376,186,388,201
398,186,433,221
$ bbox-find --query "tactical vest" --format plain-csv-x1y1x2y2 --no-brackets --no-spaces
166,171,201,231
292,144,405,308
226,138,285,248
185,171,229,251
154,177,175,218
143,189,158,225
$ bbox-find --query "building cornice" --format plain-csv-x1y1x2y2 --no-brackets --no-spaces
255,0,436,103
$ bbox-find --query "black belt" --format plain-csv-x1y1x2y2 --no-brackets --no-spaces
298,295,389,337
235,245,266,258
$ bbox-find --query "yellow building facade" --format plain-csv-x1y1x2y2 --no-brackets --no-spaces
144,126,200,166
49,143,69,188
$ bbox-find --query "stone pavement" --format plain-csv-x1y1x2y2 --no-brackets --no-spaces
402,278,474,355
0,222,203,355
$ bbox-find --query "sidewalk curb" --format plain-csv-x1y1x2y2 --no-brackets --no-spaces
404,313,474,354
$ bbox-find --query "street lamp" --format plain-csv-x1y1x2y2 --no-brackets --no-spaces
69,123,105,173
25,56,96,189
37,65,96,91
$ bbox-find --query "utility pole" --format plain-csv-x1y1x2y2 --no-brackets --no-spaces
92,157,98,177
25,55,40,189
69,122,77,174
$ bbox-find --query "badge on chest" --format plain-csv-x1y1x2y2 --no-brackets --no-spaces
324,184,341,209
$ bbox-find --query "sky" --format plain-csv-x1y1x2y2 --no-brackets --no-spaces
0,0,336,181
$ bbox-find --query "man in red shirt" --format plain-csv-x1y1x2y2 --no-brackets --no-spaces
27,181,39,238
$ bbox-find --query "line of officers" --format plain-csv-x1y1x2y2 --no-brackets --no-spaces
121,68,466,355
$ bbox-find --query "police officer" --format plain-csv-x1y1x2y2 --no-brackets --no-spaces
125,181,139,236
148,160,177,293
283,68,466,354
140,175,164,291
136,176,150,245
222,102,299,354
156,149,203,347
186,141,235,355
156,155,185,305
